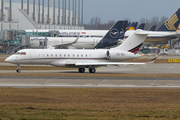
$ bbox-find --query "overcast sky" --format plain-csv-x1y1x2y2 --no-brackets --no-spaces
83,0,180,24
5,0,180,24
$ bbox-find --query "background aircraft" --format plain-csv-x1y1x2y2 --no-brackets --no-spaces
125,8,180,44
29,21,127,49
26,8,180,48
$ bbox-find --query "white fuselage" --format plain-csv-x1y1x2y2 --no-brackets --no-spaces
5,49,141,67
30,37,102,49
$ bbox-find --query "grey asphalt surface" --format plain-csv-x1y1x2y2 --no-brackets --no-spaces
1,55,180,88
0,76,179,88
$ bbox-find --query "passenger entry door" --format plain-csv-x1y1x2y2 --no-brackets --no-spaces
30,50,36,63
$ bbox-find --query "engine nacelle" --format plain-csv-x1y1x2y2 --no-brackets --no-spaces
106,50,141,60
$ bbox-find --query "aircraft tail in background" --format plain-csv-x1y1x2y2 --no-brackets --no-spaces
127,22,138,30
148,25,156,31
94,20,127,49
157,8,180,31
137,23,145,30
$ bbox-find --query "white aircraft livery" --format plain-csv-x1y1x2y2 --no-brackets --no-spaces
5,22,157,73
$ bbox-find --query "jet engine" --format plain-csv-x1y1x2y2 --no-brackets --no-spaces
106,50,140,60
106,50,126,60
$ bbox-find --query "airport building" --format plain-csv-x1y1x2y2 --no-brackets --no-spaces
0,0,84,30
0,0,84,54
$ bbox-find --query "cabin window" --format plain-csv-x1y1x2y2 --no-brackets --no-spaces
77,54,79,57
59,54,61,57
47,54,49,57
68,54,70,57
55,54,57,57
64,54,66,57
38,54,40,57
81,54,83,57
73,54,75,57
20,52,26,55
86,54,88,57
51,54,53,57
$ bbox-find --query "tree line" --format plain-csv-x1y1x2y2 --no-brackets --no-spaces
84,16,168,30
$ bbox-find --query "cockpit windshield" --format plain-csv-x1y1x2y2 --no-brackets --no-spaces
15,52,20,55
15,52,26,55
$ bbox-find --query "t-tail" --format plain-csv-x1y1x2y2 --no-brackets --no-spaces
94,20,127,49
157,8,180,31
112,30,148,53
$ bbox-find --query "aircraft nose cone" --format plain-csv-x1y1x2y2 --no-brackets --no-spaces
5,57,10,62
5,57,14,63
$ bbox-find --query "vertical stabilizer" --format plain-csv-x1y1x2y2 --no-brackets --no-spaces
137,23,145,30
112,30,148,53
157,8,180,31
148,25,156,31
127,22,138,30
95,20,127,49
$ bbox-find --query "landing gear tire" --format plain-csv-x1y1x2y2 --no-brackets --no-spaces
16,69,21,73
89,68,96,73
78,68,85,73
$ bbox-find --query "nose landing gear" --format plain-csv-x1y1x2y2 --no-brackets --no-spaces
16,64,21,73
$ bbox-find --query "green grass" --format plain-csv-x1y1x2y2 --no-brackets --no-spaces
0,88,180,119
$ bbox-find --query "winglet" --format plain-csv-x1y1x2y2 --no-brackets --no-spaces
72,36,80,44
146,55,158,64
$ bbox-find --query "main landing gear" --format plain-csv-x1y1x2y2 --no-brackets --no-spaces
16,64,21,73
78,68,96,73
89,68,96,73
78,68,85,73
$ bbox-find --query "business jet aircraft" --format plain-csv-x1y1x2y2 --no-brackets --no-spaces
5,26,157,73
29,20,127,49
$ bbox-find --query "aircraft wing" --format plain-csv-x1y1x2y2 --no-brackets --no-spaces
53,36,79,48
164,33,180,38
75,62,145,67
76,55,158,66
50,56,157,67
50,61,146,67
135,30,180,38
